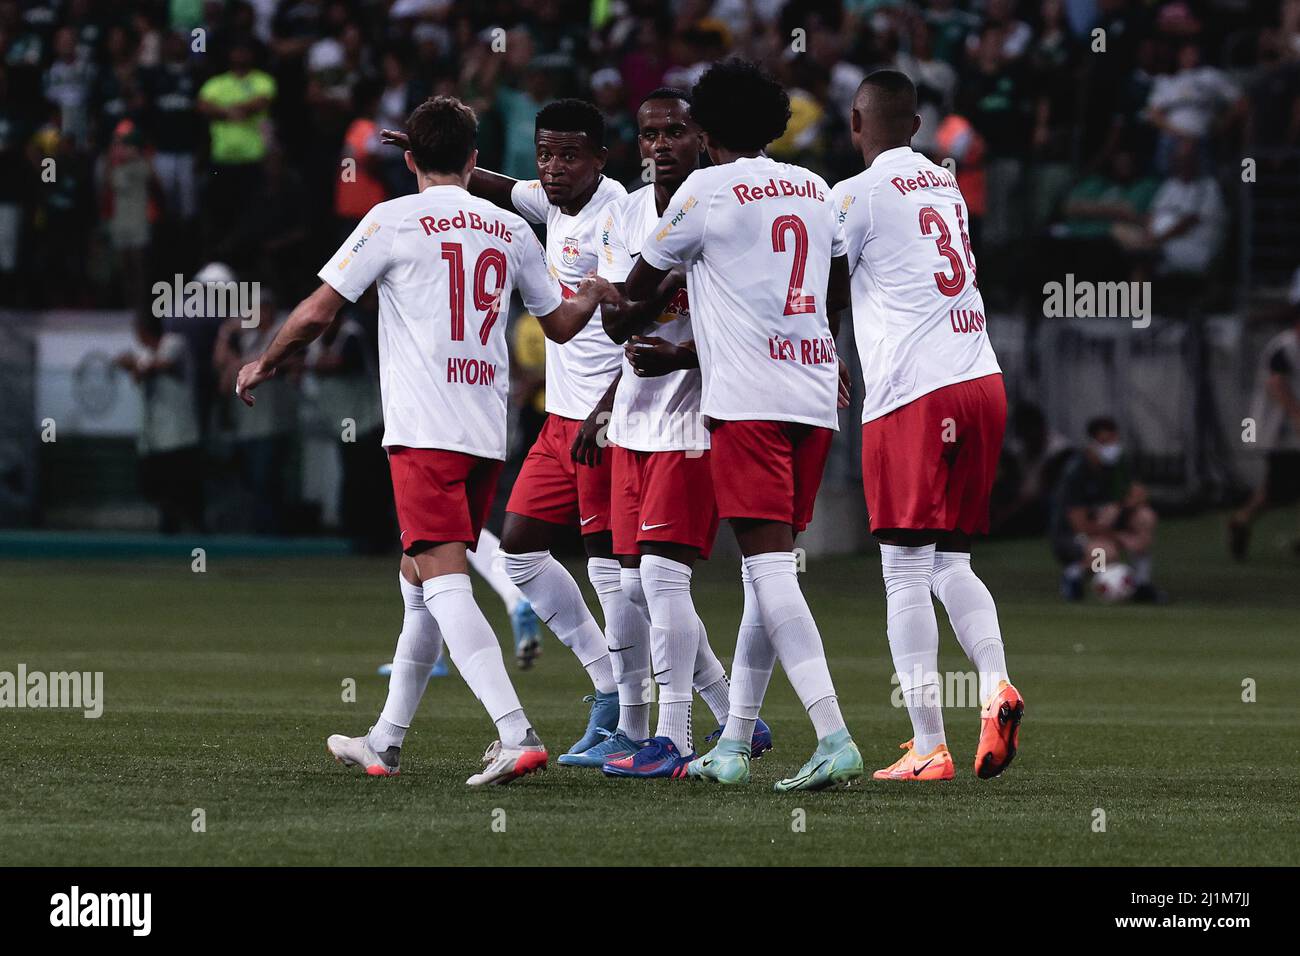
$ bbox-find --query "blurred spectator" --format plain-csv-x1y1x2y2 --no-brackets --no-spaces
306,312,389,551
0,64,28,302
591,67,637,183
43,25,94,149
99,119,160,310
1230,290,1300,559
142,30,201,224
198,38,276,257
334,81,385,238
214,294,299,534
1051,416,1164,603
1050,146,1159,281
114,312,204,533
1145,40,1245,171
1144,137,1226,279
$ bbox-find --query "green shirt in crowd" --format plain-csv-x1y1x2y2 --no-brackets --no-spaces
198,69,276,165
1062,175,1160,240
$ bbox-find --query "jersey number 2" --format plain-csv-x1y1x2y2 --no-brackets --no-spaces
771,214,815,315
440,243,506,345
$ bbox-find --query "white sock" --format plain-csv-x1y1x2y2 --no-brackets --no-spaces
370,575,443,753
590,558,650,739
693,618,730,722
881,543,945,754
422,574,530,747
744,552,845,739
931,551,1009,705
722,562,776,744
640,555,700,754
466,529,523,614
503,550,615,693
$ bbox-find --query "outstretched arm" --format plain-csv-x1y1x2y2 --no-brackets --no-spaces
535,275,620,344
625,255,669,303
235,283,347,405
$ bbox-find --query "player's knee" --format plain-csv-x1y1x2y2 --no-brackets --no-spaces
502,549,549,587
930,550,972,597
880,543,935,596
619,567,648,613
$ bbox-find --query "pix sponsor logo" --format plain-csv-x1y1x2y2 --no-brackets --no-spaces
0,664,103,718
50,886,151,936
152,273,261,326
654,195,697,241
1042,273,1151,329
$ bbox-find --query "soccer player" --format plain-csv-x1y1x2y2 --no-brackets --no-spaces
626,60,864,791
456,100,646,759
831,70,1023,781
235,95,617,785
579,87,772,776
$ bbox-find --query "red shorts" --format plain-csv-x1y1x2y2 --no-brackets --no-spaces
505,414,612,534
709,419,834,533
611,446,719,559
387,446,504,553
861,373,1007,535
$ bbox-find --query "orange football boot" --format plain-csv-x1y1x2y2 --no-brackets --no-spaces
872,740,955,781
974,680,1024,779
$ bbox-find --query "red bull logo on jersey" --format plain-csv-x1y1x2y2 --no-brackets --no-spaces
889,168,958,195
655,287,689,324
732,178,825,205
561,237,581,266
419,210,513,242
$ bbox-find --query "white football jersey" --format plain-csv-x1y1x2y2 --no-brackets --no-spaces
598,184,706,452
320,184,562,460
832,146,1000,424
639,156,845,430
511,175,627,420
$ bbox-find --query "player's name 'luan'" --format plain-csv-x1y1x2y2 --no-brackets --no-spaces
732,177,826,205
420,210,513,242
890,168,958,195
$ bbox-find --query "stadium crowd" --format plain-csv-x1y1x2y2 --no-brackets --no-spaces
0,0,1286,310
4,0,1297,564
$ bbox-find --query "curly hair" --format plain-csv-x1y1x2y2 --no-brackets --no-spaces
535,97,605,147
688,59,790,152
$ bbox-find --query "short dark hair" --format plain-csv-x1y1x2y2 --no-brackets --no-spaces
641,86,690,109
406,95,477,174
855,69,918,119
1086,416,1120,439
690,58,790,152
535,97,605,146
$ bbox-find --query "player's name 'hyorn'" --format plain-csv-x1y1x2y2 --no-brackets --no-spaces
420,210,514,242
446,357,498,387
732,177,826,205
890,168,958,195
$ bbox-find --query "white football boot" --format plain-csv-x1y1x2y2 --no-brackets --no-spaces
465,729,548,786
327,728,401,777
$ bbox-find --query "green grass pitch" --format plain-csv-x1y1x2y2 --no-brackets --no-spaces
1,511,1297,866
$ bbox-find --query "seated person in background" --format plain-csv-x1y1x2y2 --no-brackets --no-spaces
1050,416,1165,603
1229,293,1300,559
1048,147,1158,283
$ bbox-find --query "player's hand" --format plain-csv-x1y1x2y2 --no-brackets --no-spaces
570,405,609,466
577,274,620,305
380,128,410,150
837,357,852,409
235,360,275,407
626,336,694,377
